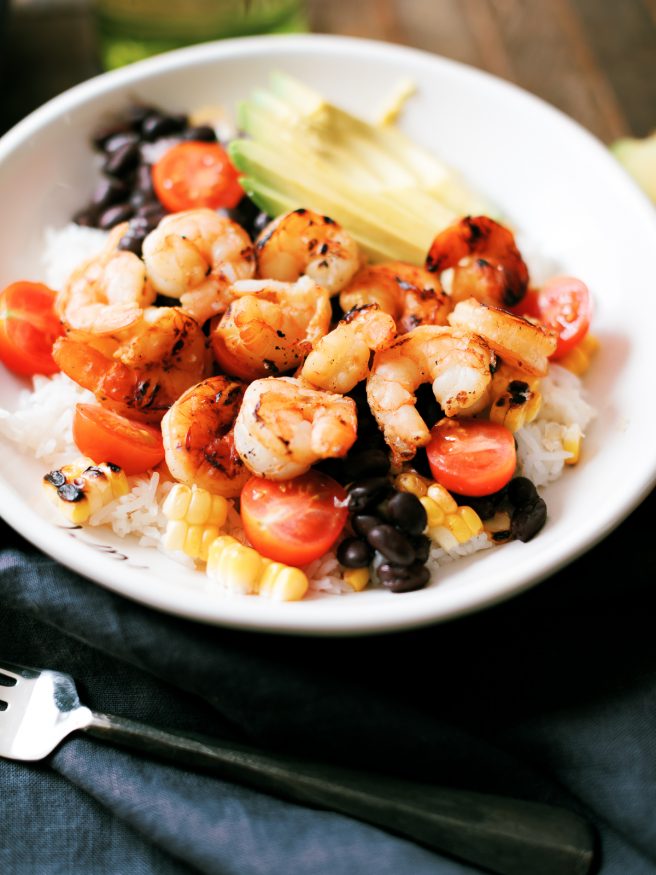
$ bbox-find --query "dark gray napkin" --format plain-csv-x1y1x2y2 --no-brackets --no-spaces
1,488,655,875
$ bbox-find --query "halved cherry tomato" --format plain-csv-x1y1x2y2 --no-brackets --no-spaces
0,281,63,376
73,403,165,475
240,471,348,567
426,418,516,497
152,141,244,212
536,276,592,359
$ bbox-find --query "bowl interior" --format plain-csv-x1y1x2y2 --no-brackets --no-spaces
0,35,655,634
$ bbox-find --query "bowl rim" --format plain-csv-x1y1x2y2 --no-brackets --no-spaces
1,33,655,636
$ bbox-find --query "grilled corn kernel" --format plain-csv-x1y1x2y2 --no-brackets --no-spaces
559,333,599,376
428,503,484,550
394,472,428,497
562,424,583,465
206,536,263,594
259,563,309,601
430,526,459,552
426,483,458,514
420,496,445,528
162,484,229,561
484,511,512,538
42,459,129,524
343,567,370,592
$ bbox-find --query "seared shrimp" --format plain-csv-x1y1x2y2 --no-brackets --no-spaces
255,208,361,294
234,377,357,479
161,376,249,498
142,209,255,324
367,326,494,462
426,216,529,309
53,307,210,424
339,262,451,333
210,277,332,381
301,304,396,394
56,223,156,332
448,297,556,376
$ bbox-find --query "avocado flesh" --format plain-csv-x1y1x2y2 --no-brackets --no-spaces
230,72,495,264
612,133,656,203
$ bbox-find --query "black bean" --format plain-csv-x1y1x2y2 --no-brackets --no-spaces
72,205,100,227
136,164,155,195
337,537,372,568
378,561,431,593
347,476,393,513
183,125,217,142
511,497,547,542
91,121,131,151
415,382,443,430
142,112,186,141
366,524,415,566
103,141,141,177
410,534,431,564
410,447,433,480
351,514,380,538
253,210,272,236
98,202,134,229
117,233,143,255
91,176,130,208
125,103,155,131
129,189,154,209
137,201,166,220
381,491,427,536
507,477,538,509
342,448,390,483
103,131,140,154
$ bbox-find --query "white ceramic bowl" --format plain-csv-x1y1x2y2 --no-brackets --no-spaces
1,35,655,635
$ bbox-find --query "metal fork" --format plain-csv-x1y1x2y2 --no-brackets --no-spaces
0,660,595,875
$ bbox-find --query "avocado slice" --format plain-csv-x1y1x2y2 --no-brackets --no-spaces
612,133,656,203
230,73,496,263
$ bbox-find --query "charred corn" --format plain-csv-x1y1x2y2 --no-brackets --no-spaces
206,535,309,601
559,334,599,376
43,459,129,524
162,483,229,561
421,482,484,551
394,471,428,497
488,366,541,432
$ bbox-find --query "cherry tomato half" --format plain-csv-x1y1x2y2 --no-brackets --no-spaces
152,141,244,212
426,418,516,497
0,281,63,376
73,403,165,475
536,276,592,359
240,471,348,567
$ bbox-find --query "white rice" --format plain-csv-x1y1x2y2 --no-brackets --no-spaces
0,223,597,595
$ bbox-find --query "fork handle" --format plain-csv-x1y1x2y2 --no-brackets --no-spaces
86,711,594,875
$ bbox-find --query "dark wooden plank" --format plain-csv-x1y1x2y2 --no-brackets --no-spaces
571,0,656,137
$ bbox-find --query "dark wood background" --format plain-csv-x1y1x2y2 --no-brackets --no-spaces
2,0,655,142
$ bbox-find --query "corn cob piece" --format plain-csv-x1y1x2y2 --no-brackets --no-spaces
488,365,541,433
43,459,129,524
343,567,370,592
206,535,309,601
162,483,229,562
558,334,599,376
562,424,583,465
420,482,484,552
393,472,428,497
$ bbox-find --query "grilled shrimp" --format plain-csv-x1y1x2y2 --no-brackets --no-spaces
426,216,529,309
142,209,255,324
210,277,332,381
301,304,396,394
255,208,361,294
366,326,494,462
234,377,357,480
52,307,210,424
161,375,249,497
448,297,556,376
339,262,451,333
56,223,156,332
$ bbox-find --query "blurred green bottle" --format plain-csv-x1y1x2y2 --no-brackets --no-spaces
96,0,308,70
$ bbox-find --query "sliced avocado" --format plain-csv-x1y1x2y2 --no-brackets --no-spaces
611,133,656,203
231,72,496,263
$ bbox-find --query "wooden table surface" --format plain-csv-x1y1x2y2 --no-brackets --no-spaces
2,0,655,142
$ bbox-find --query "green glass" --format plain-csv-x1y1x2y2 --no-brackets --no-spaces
96,0,308,70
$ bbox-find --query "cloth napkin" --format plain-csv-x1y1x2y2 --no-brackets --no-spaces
1,487,655,875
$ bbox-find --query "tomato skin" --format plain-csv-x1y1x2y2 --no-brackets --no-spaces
240,471,348,567
426,419,517,497
0,282,63,376
537,276,592,359
152,141,244,212
73,403,165,475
